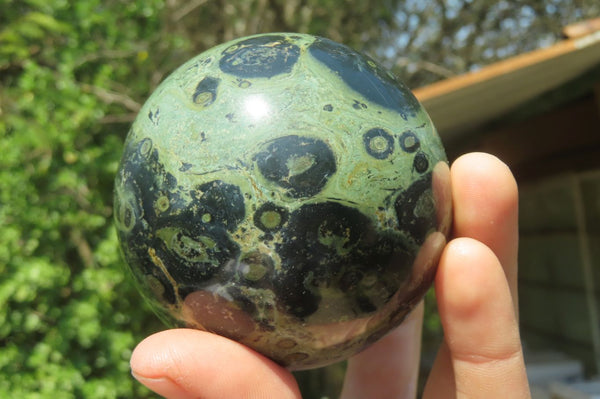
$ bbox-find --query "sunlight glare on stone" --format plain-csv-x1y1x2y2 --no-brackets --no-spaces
243,95,271,120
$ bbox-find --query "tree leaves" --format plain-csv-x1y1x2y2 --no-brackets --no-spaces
382,0,600,87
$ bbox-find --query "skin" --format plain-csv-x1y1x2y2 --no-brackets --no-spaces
129,152,531,399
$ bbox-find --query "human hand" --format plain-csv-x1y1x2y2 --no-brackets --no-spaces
129,152,531,399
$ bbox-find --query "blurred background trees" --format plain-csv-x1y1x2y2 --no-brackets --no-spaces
0,0,598,397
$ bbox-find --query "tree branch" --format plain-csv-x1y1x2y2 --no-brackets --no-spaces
171,0,210,22
80,83,141,112
70,228,95,268
395,58,455,78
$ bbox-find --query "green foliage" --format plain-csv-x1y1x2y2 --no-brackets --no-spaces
0,0,169,396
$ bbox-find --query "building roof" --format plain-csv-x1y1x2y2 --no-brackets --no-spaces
413,19,600,142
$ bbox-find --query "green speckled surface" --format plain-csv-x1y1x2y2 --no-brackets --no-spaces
114,33,452,370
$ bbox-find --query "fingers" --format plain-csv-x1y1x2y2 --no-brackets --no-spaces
130,329,301,399
424,238,529,398
423,153,528,398
340,303,424,399
342,153,520,398
450,152,519,309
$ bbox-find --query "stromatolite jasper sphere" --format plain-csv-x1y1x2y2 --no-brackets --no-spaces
114,33,452,370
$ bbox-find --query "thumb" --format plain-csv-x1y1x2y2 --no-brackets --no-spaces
130,329,301,399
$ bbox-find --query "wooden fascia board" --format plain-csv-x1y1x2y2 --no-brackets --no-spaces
414,31,600,141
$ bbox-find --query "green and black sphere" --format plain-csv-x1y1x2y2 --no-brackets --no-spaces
114,33,452,370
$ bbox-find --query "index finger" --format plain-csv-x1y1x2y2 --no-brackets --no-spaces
450,152,519,310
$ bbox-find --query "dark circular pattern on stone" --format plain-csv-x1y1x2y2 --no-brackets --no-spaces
236,251,275,285
274,202,372,318
138,137,153,157
412,152,429,174
157,226,240,286
253,202,289,232
192,76,220,107
272,201,410,320
119,140,181,230
219,34,301,79
394,174,436,245
114,192,136,233
363,128,394,159
115,143,245,296
399,130,420,153
190,180,245,232
309,37,420,117
254,135,336,198
273,202,373,318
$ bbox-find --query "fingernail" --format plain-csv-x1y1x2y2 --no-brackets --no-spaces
132,371,193,399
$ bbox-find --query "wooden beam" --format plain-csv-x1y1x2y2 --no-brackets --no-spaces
563,18,600,39
413,26,600,141
415,39,585,102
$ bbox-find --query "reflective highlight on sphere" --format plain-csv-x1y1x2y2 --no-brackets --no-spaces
243,95,271,121
114,33,452,370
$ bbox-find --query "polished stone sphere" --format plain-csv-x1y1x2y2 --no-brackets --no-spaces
114,33,452,370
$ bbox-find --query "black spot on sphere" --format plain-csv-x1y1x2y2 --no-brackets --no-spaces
219,35,300,78
254,135,336,198
122,179,243,286
117,138,183,230
288,202,369,251
394,174,436,245
355,295,377,313
192,76,220,106
253,202,289,232
273,202,413,319
115,139,246,308
120,201,134,229
237,79,252,88
116,149,242,288
191,180,245,231
121,144,244,235
363,128,394,159
323,104,333,112
179,162,193,172
413,152,429,174
273,267,320,319
309,37,421,117
399,131,420,153
273,202,371,318
138,138,153,158
165,172,177,189
352,100,367,110
143,267,177,305
148,108,160,125
157,226,240,286
235,251,275,289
